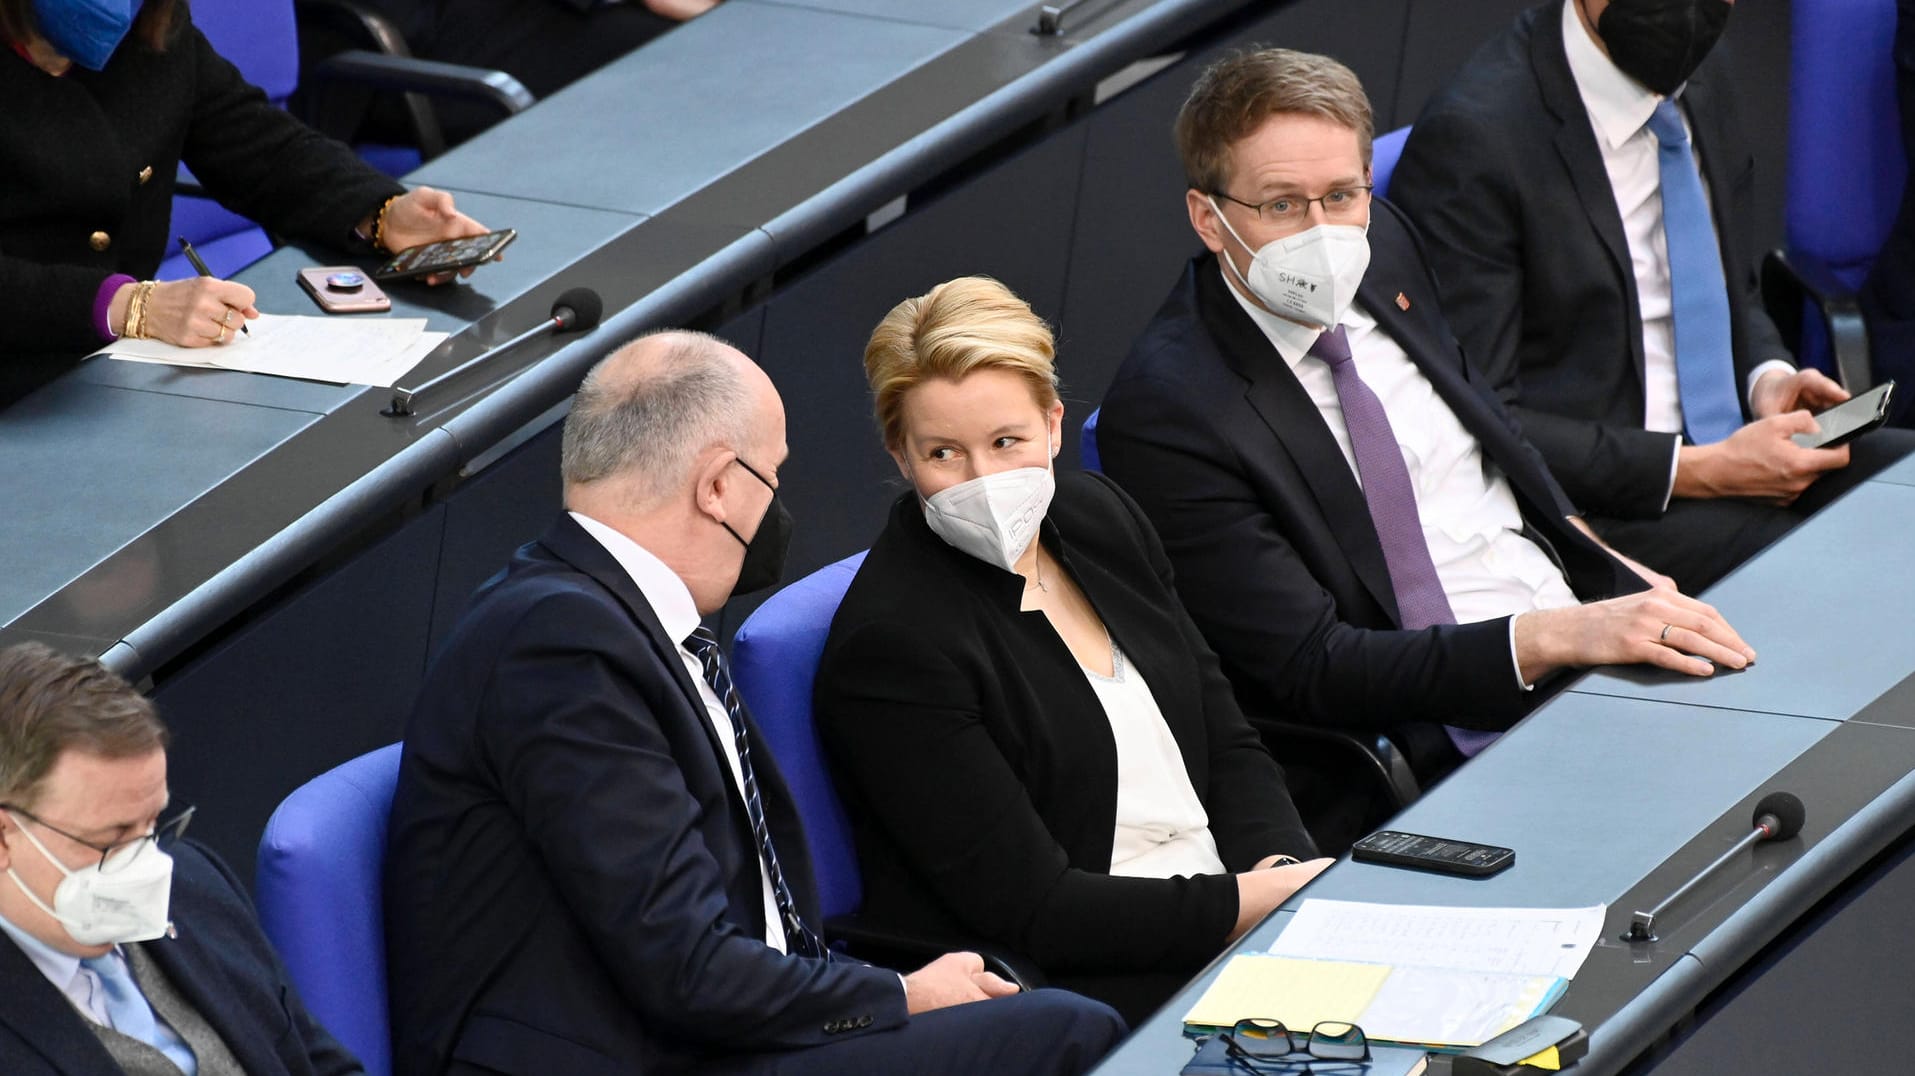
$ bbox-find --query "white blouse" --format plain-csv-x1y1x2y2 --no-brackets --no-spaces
1081,643,1228,878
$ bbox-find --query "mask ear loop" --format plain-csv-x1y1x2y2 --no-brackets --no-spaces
1,812,87,932
1208,196,1263,299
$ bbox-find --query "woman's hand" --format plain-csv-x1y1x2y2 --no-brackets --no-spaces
377,187,491,284
1230,857,1335,941
124,278,259,347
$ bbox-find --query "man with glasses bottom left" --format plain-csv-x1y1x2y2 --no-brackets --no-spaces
0,641,361,1075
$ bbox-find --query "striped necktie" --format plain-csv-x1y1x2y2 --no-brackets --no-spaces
684,627,829,959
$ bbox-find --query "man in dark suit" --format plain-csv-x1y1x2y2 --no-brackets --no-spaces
1863,0,1915,419
385,330,1125,1075
0,641,359,1075
1097,48,1752,840
1392,0,1915,593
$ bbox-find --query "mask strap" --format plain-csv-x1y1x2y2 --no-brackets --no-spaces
1207,196,1264,299
2,813,86,931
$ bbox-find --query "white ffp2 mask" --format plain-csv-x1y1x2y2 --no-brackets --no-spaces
921,462,1055,573
1211,197,1371,328
5,812,174,946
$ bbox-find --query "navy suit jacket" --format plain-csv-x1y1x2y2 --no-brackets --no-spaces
385,514,905,1076
1098,201,1641,737
1391,1,1791,519
0,841,360,1075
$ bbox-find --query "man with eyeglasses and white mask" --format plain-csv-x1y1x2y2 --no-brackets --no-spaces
0,641,361,1075
1096,48,1754,850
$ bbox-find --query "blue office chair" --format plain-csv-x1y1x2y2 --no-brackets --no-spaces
1371,124,1411,199
1080,407,1103,472
730,553,1040,985
255,743,401,1076
1762,0,1901,389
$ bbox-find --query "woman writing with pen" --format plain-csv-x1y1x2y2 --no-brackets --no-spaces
0,0,488,405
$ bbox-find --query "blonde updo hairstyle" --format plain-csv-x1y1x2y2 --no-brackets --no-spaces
863,276,1061,451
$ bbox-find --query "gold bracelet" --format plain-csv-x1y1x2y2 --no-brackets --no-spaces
127,280,157,340
371,193,402,253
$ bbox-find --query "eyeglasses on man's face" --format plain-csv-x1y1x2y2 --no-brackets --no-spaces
1212,186,1374,230
2,802,195,874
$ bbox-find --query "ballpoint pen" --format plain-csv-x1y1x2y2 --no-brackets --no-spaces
176,235,250,335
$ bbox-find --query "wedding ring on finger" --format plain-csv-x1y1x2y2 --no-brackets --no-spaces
1659,623,1673,643
222,309,234,327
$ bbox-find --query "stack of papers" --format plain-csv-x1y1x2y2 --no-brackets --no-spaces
95,313,447,388
1183,899,1605,1050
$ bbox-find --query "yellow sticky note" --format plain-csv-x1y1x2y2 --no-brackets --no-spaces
1518,1045,1562,1070
1182,956,1391,1031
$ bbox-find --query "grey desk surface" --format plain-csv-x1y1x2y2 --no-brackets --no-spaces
1091,465,1915,1075
0,0,1241,674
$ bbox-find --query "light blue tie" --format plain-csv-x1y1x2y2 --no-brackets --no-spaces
83,951,198,1075
1646,99,1742,446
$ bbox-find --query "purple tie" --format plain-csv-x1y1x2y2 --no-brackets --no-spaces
1309,326,1496,757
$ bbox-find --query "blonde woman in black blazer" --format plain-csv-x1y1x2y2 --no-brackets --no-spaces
816,277,1328,1024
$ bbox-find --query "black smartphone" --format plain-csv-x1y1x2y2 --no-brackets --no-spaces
373,228,517,282
1790,381,1895,449
1350,830,1515,877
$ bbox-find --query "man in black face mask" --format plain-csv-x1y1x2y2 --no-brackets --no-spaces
384,330,1125,1076
1392,0,1915,594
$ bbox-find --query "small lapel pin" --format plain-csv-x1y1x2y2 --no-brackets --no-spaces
1395,292,1411,311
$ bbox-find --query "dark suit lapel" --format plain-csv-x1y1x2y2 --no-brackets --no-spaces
0,932,121,1075
1357,245,1569,532
1193,263,1402,622
1531,1,1647,381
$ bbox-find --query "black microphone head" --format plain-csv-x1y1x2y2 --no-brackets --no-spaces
551,287,602,332
1753,791,1806,840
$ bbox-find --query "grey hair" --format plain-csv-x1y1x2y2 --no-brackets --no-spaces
560,330,754,508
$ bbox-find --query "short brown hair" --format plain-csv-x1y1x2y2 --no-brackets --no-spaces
0,0,181,58
1175,47,1375,196
0,643,167,809
864,277,1059,450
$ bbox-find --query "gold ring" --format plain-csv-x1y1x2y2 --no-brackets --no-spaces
222,309,234,326
1659,623,1673,643
217,325,229,343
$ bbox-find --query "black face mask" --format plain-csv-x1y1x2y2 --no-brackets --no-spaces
721,458,792,597
1594,0,1731,97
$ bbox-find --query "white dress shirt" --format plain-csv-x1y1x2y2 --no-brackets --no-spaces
1225,272,1580,686
1561,1,1793,499
0,909,110,1025
1078,644,1227,879
569,511,787,954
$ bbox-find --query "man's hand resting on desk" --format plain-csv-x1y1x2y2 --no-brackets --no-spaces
1230,858,1335,942
1514,590,1756,685
902,952,1021,1013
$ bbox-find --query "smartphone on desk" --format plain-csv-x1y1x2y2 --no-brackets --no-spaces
1790,381,1895,449
1351,830,1514,877
298,267,391,314
374,228,516,282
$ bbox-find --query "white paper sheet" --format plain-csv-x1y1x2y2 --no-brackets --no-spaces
1267,899,1607,981
95,313,446,388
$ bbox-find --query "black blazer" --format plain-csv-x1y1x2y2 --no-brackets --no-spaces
385,514,904,1076
1098,201,1642,738
816,471,1315,979
0,14,402,402
1390,1,1792,519
0,842,359,1075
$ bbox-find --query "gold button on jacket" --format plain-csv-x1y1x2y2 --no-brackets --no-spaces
89,230,111,252
138,165,154,184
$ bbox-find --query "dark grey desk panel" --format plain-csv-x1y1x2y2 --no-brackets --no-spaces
0,381,318,627
1868,448,1915,487
1295,694,1832,910
64,357,359,416
408,3,968,216
1571,480,1915,720
740,0,1039,33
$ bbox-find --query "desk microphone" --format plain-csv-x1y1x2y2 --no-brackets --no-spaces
386,286,603,416
1623,791,1805,942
